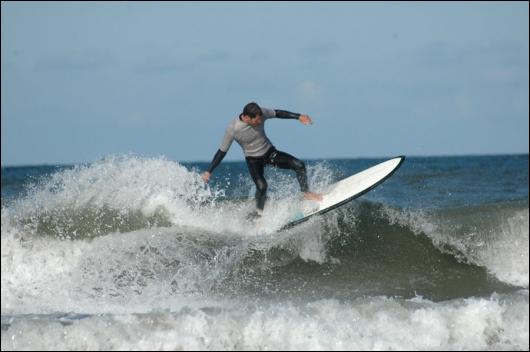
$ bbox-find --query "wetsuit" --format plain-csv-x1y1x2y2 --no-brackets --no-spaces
206,107,309,211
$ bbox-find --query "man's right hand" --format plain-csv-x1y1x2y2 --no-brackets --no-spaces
201,171,211,183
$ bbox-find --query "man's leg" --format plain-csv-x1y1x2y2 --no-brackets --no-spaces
246,157,268,211
267,149,322,201
266,150,309,192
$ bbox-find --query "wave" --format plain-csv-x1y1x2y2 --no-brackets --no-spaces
234,200,528,300
2,202,526,314
1,155,527,315
2,292,528,351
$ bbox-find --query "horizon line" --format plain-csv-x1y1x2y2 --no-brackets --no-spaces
1,151,528,168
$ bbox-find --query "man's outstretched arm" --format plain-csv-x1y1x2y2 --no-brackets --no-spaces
274,109,313,125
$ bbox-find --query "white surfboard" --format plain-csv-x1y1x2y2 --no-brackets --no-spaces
280,156,405,231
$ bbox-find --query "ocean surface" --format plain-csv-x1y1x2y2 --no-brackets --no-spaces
1,154,528,350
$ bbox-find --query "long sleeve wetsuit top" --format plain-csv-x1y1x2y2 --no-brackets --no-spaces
207,108,300,173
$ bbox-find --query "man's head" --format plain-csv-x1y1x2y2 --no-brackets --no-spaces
241,102,263,126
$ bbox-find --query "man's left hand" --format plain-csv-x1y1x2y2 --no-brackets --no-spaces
299,114,313,125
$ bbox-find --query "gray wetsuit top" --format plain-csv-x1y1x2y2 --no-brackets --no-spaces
206,107,300,173
219,107,277,157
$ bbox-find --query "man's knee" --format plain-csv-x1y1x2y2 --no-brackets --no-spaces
292,159,306,172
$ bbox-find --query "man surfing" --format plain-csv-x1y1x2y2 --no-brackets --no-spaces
201,102,322,219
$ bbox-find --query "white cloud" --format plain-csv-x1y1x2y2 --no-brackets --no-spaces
294,80,323,106
481,66,527,83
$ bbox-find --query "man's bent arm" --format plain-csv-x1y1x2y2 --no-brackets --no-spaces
206,125,234,175
207,149,227,174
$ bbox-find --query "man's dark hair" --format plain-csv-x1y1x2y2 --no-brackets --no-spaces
242,102,263,118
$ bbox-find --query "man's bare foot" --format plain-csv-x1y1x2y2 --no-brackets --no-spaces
304,192,323,202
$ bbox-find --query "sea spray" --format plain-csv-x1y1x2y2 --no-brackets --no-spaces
2,154,528,350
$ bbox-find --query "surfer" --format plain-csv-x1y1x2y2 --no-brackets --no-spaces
202,102,322,218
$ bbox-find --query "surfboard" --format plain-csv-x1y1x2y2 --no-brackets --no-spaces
280,156,405,231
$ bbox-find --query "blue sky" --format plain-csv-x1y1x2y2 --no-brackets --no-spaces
1,1,528,165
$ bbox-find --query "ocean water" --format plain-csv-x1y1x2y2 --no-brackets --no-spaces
1,154,528,350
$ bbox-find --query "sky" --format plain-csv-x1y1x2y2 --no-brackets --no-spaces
1,1,529,166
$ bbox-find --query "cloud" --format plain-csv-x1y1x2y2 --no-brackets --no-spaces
132,50,231,75
481,66,529,84
34,50,116,72
294,80,323,105
125,111,146,124
132,58,192,75
417,40,528,67
248,50,270,62
416,41,467,66
196,51,231,63
299,41,340,56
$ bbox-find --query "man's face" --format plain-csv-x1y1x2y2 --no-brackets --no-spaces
243,115,263,126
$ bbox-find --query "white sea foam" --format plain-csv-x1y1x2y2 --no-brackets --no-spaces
0,155,340,315
1,220,241,315
480,209,529,287
382,204,529,288
2,155,528,350
1,293,528,351
3,154,339,252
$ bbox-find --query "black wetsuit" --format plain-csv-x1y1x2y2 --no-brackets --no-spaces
245,147,308,210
